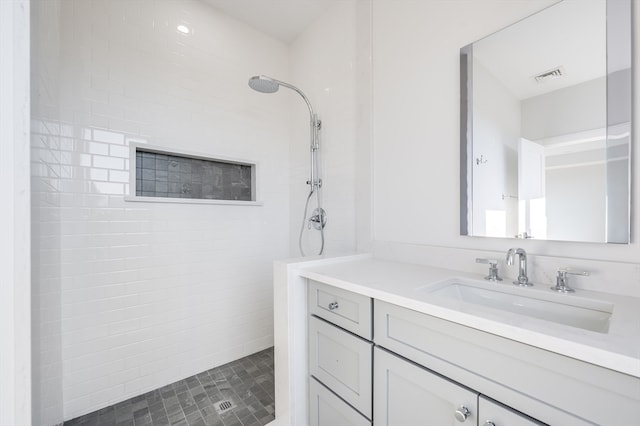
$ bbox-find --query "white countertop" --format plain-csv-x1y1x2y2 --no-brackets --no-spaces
298,255,640,378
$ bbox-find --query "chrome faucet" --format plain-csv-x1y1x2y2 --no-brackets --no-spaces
506,248,532,287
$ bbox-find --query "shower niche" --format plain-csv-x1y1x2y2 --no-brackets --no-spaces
128,144,258,204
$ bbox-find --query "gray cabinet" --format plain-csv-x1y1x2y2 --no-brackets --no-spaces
374,347,478,426
373,299,632,425
308,280,373,424
309,377,371,426
306,280,638,426
373,346,545,426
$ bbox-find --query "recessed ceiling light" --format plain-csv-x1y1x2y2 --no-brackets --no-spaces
177,24,190,34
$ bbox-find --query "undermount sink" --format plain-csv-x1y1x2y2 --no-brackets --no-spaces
424,279,614,333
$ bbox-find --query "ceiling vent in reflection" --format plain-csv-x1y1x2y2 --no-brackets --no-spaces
533,66,565,83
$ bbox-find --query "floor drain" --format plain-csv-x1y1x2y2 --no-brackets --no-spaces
214,399,235,414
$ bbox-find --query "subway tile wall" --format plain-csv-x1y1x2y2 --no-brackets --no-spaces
31,1,65,424
31,0,294,421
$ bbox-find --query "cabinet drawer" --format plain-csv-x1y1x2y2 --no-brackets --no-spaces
309,377,371,426
308,280,372,340
309,316,372,418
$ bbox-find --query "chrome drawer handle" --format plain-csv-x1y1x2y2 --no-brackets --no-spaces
455,406,471,422
328,301,339,310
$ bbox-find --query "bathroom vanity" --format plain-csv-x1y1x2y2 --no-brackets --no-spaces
273,254,640,426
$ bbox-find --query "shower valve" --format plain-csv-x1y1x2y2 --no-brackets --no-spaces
308,208,327,231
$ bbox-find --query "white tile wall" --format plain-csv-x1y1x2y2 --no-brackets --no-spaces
31,0,65,424
289,1,361,256
32,0,294,420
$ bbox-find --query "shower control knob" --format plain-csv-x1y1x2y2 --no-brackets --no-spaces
309,208,327,231
455,406,471,422
328,302,339,311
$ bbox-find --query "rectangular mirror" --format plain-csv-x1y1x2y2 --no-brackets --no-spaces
460,0,632,243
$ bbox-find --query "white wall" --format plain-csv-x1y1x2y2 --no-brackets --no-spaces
371,0,640,290
522,76,606,141
289,1,363,256
522,76,608,242
0,1,31,425
31,0,292,419
546,164,606,242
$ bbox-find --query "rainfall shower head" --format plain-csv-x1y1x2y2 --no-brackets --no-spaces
248,75,279,94
248,75,315,118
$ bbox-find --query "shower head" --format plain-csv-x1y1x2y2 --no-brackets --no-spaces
248,74,315,119
248,75,279,94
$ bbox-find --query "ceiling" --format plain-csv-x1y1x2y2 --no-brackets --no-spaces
472,0,606,100
202,0,611,100
201,0,335,43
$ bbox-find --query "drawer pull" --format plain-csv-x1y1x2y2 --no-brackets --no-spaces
328,301,339,310
483,422,496,426
455,406,471,422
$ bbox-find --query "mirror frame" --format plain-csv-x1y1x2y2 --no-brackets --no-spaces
460,0,633,243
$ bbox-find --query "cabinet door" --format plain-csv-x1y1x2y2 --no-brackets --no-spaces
309,315,373,418
478,396,545,426
309,378,371,426
374,347,477,426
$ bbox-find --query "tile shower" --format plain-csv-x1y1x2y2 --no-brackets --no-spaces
31,0,361,422
31,0,290,422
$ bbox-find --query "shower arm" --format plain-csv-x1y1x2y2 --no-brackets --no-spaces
271,79,315,121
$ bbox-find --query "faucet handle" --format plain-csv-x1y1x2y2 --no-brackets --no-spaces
552,269,589,293
476,258,502,282
557,269,590,277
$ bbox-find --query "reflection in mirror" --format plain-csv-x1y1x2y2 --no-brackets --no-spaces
460,0,632,243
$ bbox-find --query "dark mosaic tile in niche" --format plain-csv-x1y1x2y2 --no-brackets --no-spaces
136,150,253,201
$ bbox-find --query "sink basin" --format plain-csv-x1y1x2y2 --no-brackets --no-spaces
425,280,613,333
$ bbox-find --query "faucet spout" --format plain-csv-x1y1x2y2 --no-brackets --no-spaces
506,248,532,287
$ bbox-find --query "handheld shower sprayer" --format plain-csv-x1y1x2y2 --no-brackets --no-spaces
248,75,326,256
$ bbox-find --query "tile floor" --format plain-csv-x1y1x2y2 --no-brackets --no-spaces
64,347,275,426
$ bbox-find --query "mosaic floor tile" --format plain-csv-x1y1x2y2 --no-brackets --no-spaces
64,348,274,426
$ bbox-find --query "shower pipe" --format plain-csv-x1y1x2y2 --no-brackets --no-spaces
248,75,326,256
